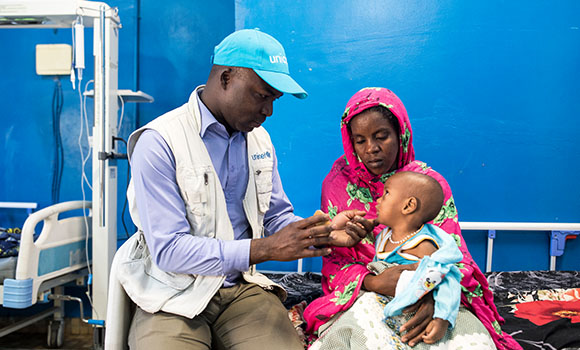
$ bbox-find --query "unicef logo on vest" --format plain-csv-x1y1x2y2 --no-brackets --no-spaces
252,151,271,160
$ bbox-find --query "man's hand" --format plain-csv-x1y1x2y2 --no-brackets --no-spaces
422,318,449,344
249,214,334,265
328,210,376,247
400,293,435,347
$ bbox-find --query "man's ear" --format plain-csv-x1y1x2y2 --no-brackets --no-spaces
220,68,233,90
402,197,418,215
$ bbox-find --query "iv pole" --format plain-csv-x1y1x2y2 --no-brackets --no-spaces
1,0,121,330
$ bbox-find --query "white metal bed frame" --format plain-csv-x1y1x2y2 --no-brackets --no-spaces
0,1,154,327
1,2,153,347
0,201,91,345
459,222,580,272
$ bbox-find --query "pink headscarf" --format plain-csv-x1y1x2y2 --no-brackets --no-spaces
341,87,415,180
303,88,521,350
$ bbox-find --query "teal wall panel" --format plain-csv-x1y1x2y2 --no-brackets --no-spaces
236,1,580,272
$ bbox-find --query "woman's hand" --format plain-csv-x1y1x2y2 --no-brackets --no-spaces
400,293,436,347
421,318,449,344
363,262,419,296
328,210,376,247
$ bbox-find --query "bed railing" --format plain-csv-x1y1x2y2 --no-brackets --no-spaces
292,222,580,274
459,222,580,272
4,200,93,308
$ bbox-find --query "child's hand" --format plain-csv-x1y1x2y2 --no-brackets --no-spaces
421,318,449,344
329,209,367,229
328,210,373,247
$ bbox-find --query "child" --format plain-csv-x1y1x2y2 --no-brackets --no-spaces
369,171,463,344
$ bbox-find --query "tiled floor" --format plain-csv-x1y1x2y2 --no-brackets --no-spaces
0,318,94,350
0,332,94,349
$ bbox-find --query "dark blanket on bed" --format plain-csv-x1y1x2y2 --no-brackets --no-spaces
486,270,580,350
266,270,580,350
0,228,21,258
265,272,323,309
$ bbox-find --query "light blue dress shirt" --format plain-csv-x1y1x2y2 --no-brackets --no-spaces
130,91,299,286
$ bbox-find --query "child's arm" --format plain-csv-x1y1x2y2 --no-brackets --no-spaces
401,239,438,259
318,209,375,247
430,269,461,328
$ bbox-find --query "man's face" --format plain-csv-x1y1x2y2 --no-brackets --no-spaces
221,68,283,132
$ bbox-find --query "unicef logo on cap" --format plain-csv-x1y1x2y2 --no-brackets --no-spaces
269,55,287,64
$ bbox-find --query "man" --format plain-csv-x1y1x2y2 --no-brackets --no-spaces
117,29,369,349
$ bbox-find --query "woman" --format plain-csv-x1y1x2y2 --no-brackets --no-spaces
303,87,521,349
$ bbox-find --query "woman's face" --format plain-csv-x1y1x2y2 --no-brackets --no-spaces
349,110,399,176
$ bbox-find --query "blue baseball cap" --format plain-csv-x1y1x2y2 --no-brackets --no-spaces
212,29,308,99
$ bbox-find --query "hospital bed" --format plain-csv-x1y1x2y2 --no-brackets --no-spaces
460,222,580,350
0,200,92,347
270,223,580,350
266,271,580,350
105,222,580,350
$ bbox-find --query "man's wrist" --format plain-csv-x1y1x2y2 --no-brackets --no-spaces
249,237,271,265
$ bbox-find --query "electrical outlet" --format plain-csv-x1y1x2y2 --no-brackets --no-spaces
36,44,72,76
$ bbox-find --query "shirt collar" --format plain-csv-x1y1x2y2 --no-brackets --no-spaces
197,90,223,138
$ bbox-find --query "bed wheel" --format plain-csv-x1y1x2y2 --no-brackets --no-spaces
47,319,64,348
93,327,105,350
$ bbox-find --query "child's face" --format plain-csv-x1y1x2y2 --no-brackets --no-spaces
376,174,407,226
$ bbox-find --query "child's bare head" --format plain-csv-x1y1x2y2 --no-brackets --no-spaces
376,171,444,227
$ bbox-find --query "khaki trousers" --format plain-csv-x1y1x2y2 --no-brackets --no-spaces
128,283,303,350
